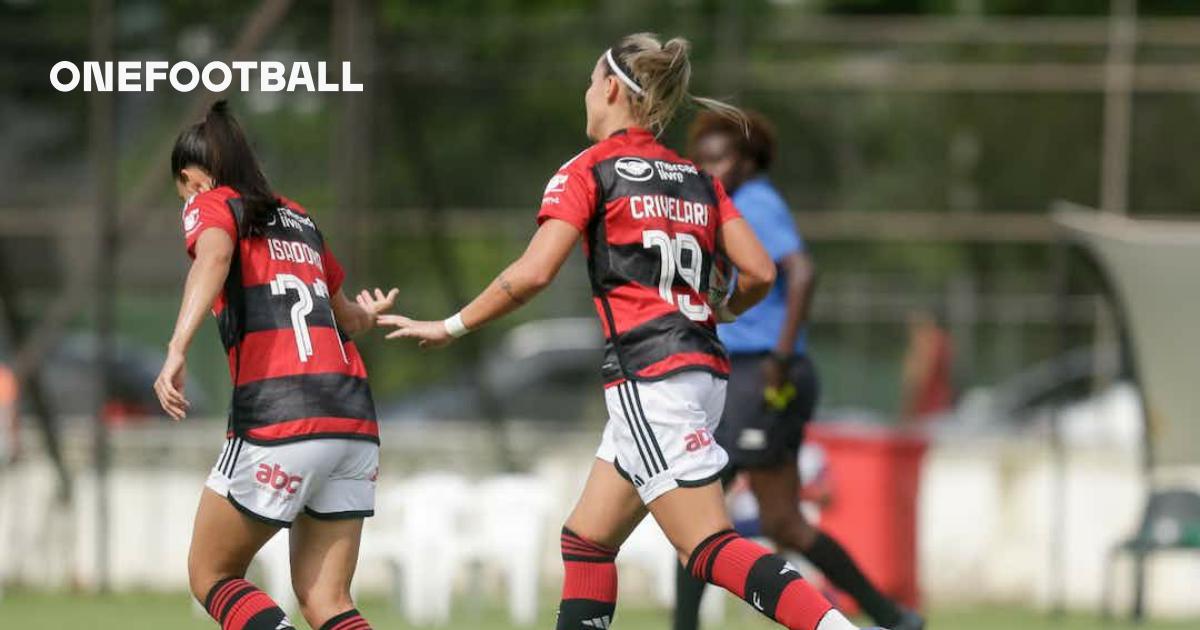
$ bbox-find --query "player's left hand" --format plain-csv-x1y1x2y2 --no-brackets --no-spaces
356,288,399,325
378,314,454,348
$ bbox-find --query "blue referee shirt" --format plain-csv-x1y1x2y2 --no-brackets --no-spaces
718,176,808,356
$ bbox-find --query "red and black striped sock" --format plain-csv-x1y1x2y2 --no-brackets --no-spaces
318,608,372,630
204,577,295,630
557,527,618,630
687,530,834,630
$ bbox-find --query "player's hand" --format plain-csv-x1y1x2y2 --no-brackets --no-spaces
761,355,796,412
378,314,454,348
355,287,399,327
154,349,190,421
762,355,787,390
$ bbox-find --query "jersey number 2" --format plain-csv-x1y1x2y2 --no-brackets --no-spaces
270,273,332,363
642,230,710,322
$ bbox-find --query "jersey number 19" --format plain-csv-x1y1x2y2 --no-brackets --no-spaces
642,229,711,322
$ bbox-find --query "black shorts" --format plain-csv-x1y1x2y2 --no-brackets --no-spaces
715,353,819,470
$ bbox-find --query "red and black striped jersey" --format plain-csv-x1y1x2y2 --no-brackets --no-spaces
181,186,377,444
537,127,741,386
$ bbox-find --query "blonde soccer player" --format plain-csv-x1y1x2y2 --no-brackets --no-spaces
381,34,876,630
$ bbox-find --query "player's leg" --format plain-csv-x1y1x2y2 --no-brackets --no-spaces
290,439,378,629
750,355,917,628
749,462,904,627
556,457,648,630
289,515,369,629
673,554,709,630
673,352,767,630
648,482,859,630
671,466,745,630
620,373,859,630
188,488,295,630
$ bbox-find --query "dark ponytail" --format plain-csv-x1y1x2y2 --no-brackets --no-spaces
170,100,280,235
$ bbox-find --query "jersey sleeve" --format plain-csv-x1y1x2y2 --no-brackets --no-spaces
181,193,237,259
536,155,597,232
756,201,803,262
711,177,742,227
323,244,346,294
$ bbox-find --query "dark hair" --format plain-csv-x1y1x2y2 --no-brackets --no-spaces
171,100,279,235
687,109,777,172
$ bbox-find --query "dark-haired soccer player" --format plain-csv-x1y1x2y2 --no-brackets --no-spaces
674,111,925,630
154,101,394,630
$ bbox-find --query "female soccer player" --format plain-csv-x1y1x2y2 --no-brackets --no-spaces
154,101,395,630
381,34,873,630
674,111,925,630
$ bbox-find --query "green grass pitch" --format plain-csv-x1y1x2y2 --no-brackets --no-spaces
1,591,1197,629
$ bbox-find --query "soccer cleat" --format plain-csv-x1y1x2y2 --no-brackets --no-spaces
890,609,927,630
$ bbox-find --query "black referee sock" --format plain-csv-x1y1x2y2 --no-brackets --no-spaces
805,531,902,627
673,560,707,630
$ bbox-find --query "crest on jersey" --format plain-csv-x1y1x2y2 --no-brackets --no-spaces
614,157,653,182
544,173,569,195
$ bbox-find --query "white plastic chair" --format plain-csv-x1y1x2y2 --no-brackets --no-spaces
468,475,550,626
381,473,472,626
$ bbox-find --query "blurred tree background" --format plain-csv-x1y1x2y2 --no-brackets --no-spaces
1,0,1196,420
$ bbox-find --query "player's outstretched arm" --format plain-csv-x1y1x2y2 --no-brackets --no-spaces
331,287,398,337
379,218,579,348
154,229,234,421
716,217,776,317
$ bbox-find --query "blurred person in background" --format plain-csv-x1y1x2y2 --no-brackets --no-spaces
900,308,955,425
0,362,16,464
382,33,874,630
676,111,923,630
154,101,396,630
725,444,833,539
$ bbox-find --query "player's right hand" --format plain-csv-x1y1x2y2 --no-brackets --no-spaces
378,314,454,349
154,350,190,421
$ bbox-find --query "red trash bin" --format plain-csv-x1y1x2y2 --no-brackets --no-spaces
807,421,928,611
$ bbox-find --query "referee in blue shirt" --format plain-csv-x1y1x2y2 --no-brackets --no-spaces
673,112,923,630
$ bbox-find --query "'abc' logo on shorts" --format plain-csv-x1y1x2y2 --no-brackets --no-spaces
255,463,303,494
684,428,714,452
614,157,653,182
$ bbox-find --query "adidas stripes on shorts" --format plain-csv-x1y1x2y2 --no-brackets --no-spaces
596,371,730,504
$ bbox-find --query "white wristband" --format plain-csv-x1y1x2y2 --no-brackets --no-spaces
443,312,470,338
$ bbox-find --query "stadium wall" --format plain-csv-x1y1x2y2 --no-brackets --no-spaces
1,421,1198,620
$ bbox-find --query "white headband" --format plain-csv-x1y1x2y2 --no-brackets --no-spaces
605,48,644,96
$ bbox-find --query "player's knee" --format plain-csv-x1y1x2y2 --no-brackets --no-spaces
561,519,623,552
560,525,620,563
294,583,354,626
187,566,238,606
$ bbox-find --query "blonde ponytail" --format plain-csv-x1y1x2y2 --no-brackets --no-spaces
607,33,746,136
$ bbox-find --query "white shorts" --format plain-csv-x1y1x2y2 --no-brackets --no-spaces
596,371,730,504
205,437,379,527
